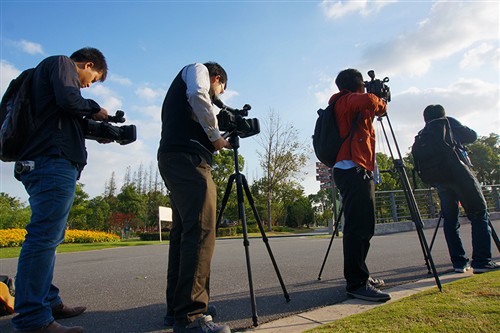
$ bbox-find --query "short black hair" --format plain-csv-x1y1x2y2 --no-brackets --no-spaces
70,47,108,82
423,104,446,123
204,62,227,87
335,68,364,93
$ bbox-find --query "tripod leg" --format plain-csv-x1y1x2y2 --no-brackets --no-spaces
232,173,259,327
216,174,235,233
489,218,500,253
241,175,291,303
318,206,343,280
396,160,442,290
429,212,443,253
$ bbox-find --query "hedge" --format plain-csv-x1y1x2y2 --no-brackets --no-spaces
0,229,120,247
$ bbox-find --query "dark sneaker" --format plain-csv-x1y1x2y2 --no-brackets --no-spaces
347,283,391,302
454,263,471,273
164,304,218,326
473,261,500,274
368,277,385,288
173,315,230,333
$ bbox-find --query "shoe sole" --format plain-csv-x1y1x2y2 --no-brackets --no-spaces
347,292,391,302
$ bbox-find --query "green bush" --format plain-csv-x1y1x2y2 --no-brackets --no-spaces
236,225,259,234
272,226,295,232
217,227,237,237
138,232,170,241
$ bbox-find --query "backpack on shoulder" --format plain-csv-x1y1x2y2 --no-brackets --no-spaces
411,118,461,185
0,275,15,316
0,67,36,162
313,103,343,168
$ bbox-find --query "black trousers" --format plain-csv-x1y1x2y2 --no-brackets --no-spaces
333,167,375,292
158,152,216,326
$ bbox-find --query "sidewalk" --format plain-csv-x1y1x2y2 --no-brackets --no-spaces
244,270,473,333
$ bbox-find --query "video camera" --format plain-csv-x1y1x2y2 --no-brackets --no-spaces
84,110,137,145
364,70,391,102
214,99,260,138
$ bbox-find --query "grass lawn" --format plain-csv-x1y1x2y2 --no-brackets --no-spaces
0,240,164,259
0,227,319,259
305,270,500,333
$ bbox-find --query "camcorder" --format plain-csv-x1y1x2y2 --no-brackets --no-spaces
84,110,137,145
214,99,260,138
364,70,391,102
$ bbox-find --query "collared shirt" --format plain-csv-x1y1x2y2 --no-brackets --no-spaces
181,63,221,142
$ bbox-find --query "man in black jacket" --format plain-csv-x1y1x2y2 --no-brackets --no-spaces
12,47,109,333
158,62,231,333
423,104,499,274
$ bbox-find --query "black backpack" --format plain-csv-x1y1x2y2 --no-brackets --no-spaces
0,68,36,162
313,103,343,168
0,275,15,316
411,118,461,185
313,93,357,168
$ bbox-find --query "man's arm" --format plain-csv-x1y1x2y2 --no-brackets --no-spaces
183,63,221,142
447,117,477,144
51,56,102,116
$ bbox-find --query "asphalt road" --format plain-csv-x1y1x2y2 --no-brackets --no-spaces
1,220,499,333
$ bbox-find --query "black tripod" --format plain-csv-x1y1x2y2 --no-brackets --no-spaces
317,114,442,291
216,133,290,327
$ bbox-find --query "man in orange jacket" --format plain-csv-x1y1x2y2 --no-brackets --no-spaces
330,68,391,302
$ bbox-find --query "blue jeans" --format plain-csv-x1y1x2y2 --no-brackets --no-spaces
437,163,492,269
12,156,78,331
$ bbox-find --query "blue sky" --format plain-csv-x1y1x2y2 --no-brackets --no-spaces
1,0,499,203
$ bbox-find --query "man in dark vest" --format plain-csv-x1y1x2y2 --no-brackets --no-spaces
422,104,499,274
158,62,231,333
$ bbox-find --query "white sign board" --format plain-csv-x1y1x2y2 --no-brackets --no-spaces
158,206,172,241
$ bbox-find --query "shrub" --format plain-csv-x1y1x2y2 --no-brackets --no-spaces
272,226,295,232
64,230,120,243
236,225,259,234
0,228,27,247
217,227,237,237
138,232,170,241
0,228,120,247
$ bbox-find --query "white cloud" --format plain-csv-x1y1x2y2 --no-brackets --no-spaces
86,85,123,112
320,0,396,19
1,60,21,95
14,39,45,55
460,43,499,70
109,74,132,86
358,1,500,77
217,89,239,106
135,86,164,102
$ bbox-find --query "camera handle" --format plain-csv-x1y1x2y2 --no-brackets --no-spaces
216,132,290,327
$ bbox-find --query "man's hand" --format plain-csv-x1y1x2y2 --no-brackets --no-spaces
212,137,231,151
92,108,108,121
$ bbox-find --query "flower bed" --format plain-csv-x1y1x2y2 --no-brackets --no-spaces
0,229,120,247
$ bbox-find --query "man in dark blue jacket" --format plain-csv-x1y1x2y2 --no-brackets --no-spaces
423,104,499,274
12,47,109,333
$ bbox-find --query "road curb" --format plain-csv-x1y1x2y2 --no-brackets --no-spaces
243,270,474,333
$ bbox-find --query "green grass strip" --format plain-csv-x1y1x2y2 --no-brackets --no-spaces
306,271,500,333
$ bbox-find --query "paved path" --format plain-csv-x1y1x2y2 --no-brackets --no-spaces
0,220,498,333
